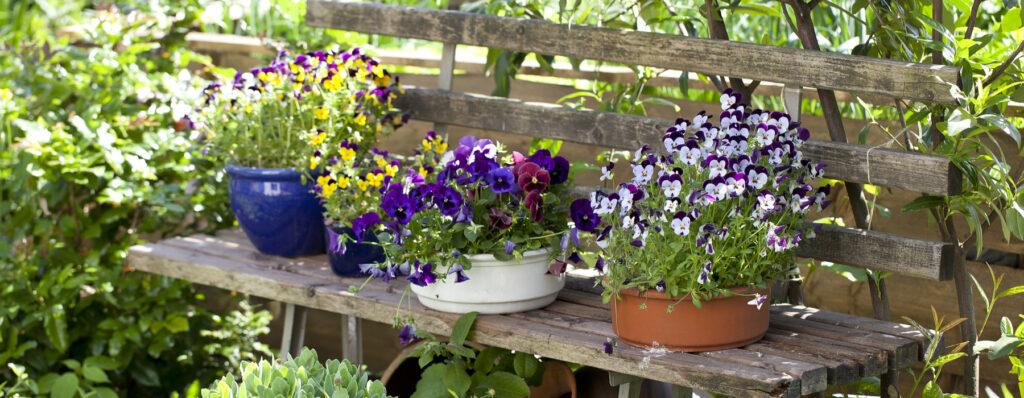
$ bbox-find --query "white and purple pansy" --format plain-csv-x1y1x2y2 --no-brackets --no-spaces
671,211,691,236
659,173,683,197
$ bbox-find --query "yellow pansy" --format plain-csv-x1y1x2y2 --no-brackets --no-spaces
257,72,269,82
421,138,433,152
373,73,391,87
337,176,351,189
324,74,342,91
310,131,327,146
366,172,385,188
244,104,253,114
384,164,399,177
314,106,330,120
317,176,338,198
432,138,448,154
374,155,388,168
354,113,367,126
309,156,320,170
356,178,370,192
339,146,356,162
418,166,428,178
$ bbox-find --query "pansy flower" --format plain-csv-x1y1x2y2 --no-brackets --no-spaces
570,199,602,232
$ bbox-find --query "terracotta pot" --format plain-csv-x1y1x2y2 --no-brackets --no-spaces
611,286,769,352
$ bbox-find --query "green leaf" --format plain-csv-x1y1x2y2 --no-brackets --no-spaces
979,114,1021,147
512,353,539,379
474,347,504,375
946,109,974,137
977,335,1023,359
51,373,78,398
901,195,945,213
45,305,69,353
1000,9,1022,33
93,387,118,398
449,312,478,347
165,315,190,333
411,364,448,398
996,285,1024,301
443,363,471,397
922,380,942,398
13,119,51,144
82,365,110,383
476,371,529,398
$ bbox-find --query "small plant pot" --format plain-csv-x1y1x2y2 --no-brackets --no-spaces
325,224,385,277
410,249,563,314
611,286,769,352
226,164,325,257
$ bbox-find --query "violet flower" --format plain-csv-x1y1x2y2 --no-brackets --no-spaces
570,199,601,232
398,323,418,345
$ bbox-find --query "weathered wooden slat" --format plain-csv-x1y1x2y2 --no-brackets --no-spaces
795,224,954,280
307,1,958,103
762,331,887,376
770,304,930,354
394,88,962,196
768,314,917,368
744,343,860,385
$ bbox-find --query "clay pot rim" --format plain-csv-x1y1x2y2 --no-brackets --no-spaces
614,285,763,301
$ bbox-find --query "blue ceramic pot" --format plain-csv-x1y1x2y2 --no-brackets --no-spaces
226,164,325,257
326,224,385,277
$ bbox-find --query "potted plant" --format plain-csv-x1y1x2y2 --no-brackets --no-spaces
202,347,391,398
357,136,575,314
313,132,443,276
197,48,404,257
575,90,830,351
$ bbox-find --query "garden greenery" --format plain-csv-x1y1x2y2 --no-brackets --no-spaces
1,3,270,397
580,91,828,305
198,48,405,169
402,312,540,398
357,136,574,285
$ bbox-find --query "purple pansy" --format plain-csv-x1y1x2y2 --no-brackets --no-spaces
570,199,602,232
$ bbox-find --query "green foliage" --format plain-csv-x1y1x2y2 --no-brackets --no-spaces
408,313,538,398
202,348,391,398
0,3,269,397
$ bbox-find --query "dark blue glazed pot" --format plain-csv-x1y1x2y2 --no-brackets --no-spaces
326,224,385,277
226,164,325,257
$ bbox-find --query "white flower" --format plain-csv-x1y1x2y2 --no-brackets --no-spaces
663,198,680,213
671,213,691,236
697,261,712,284
678,146,701,166
747,293,767,310
660,177,682,198
755,125,776,146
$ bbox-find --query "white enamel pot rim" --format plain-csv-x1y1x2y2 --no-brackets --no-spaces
459,248,549,263
410,247,563,314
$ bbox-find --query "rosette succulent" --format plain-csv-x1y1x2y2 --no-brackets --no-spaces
356,135,574,285
579,90,831,305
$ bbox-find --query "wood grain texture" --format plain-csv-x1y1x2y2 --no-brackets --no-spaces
306,1,958,103
394,88,962,196
795,224,954,280
126,231,933,397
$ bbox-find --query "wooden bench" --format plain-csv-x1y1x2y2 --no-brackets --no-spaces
129,229,929,397
125,1,975,396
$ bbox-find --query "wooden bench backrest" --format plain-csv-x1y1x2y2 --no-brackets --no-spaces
306,0,959,281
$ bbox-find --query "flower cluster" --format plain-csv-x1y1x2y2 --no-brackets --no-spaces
197,47,405,170
318,132,446,242
356,136,574,285
578,90,830,304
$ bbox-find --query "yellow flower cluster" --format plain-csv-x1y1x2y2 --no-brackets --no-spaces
421,135,448,154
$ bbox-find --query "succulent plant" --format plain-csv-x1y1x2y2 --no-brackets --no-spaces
202,348,391,398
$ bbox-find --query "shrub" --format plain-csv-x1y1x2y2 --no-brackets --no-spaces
202,348,391,398
1,4,270,397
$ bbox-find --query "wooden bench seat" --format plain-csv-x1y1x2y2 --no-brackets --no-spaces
126,229,929,398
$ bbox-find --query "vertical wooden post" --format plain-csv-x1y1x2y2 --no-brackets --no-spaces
434,42,457,135
341,315,364,364
280,303,308,358
608,372,642,398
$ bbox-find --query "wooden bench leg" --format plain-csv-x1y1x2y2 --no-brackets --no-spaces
608,372,642,398
341,315,363,364
280,303,307,358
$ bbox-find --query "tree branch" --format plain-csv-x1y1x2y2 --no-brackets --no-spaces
964,0,982,40
704,0,760,99
982,39,1024,87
